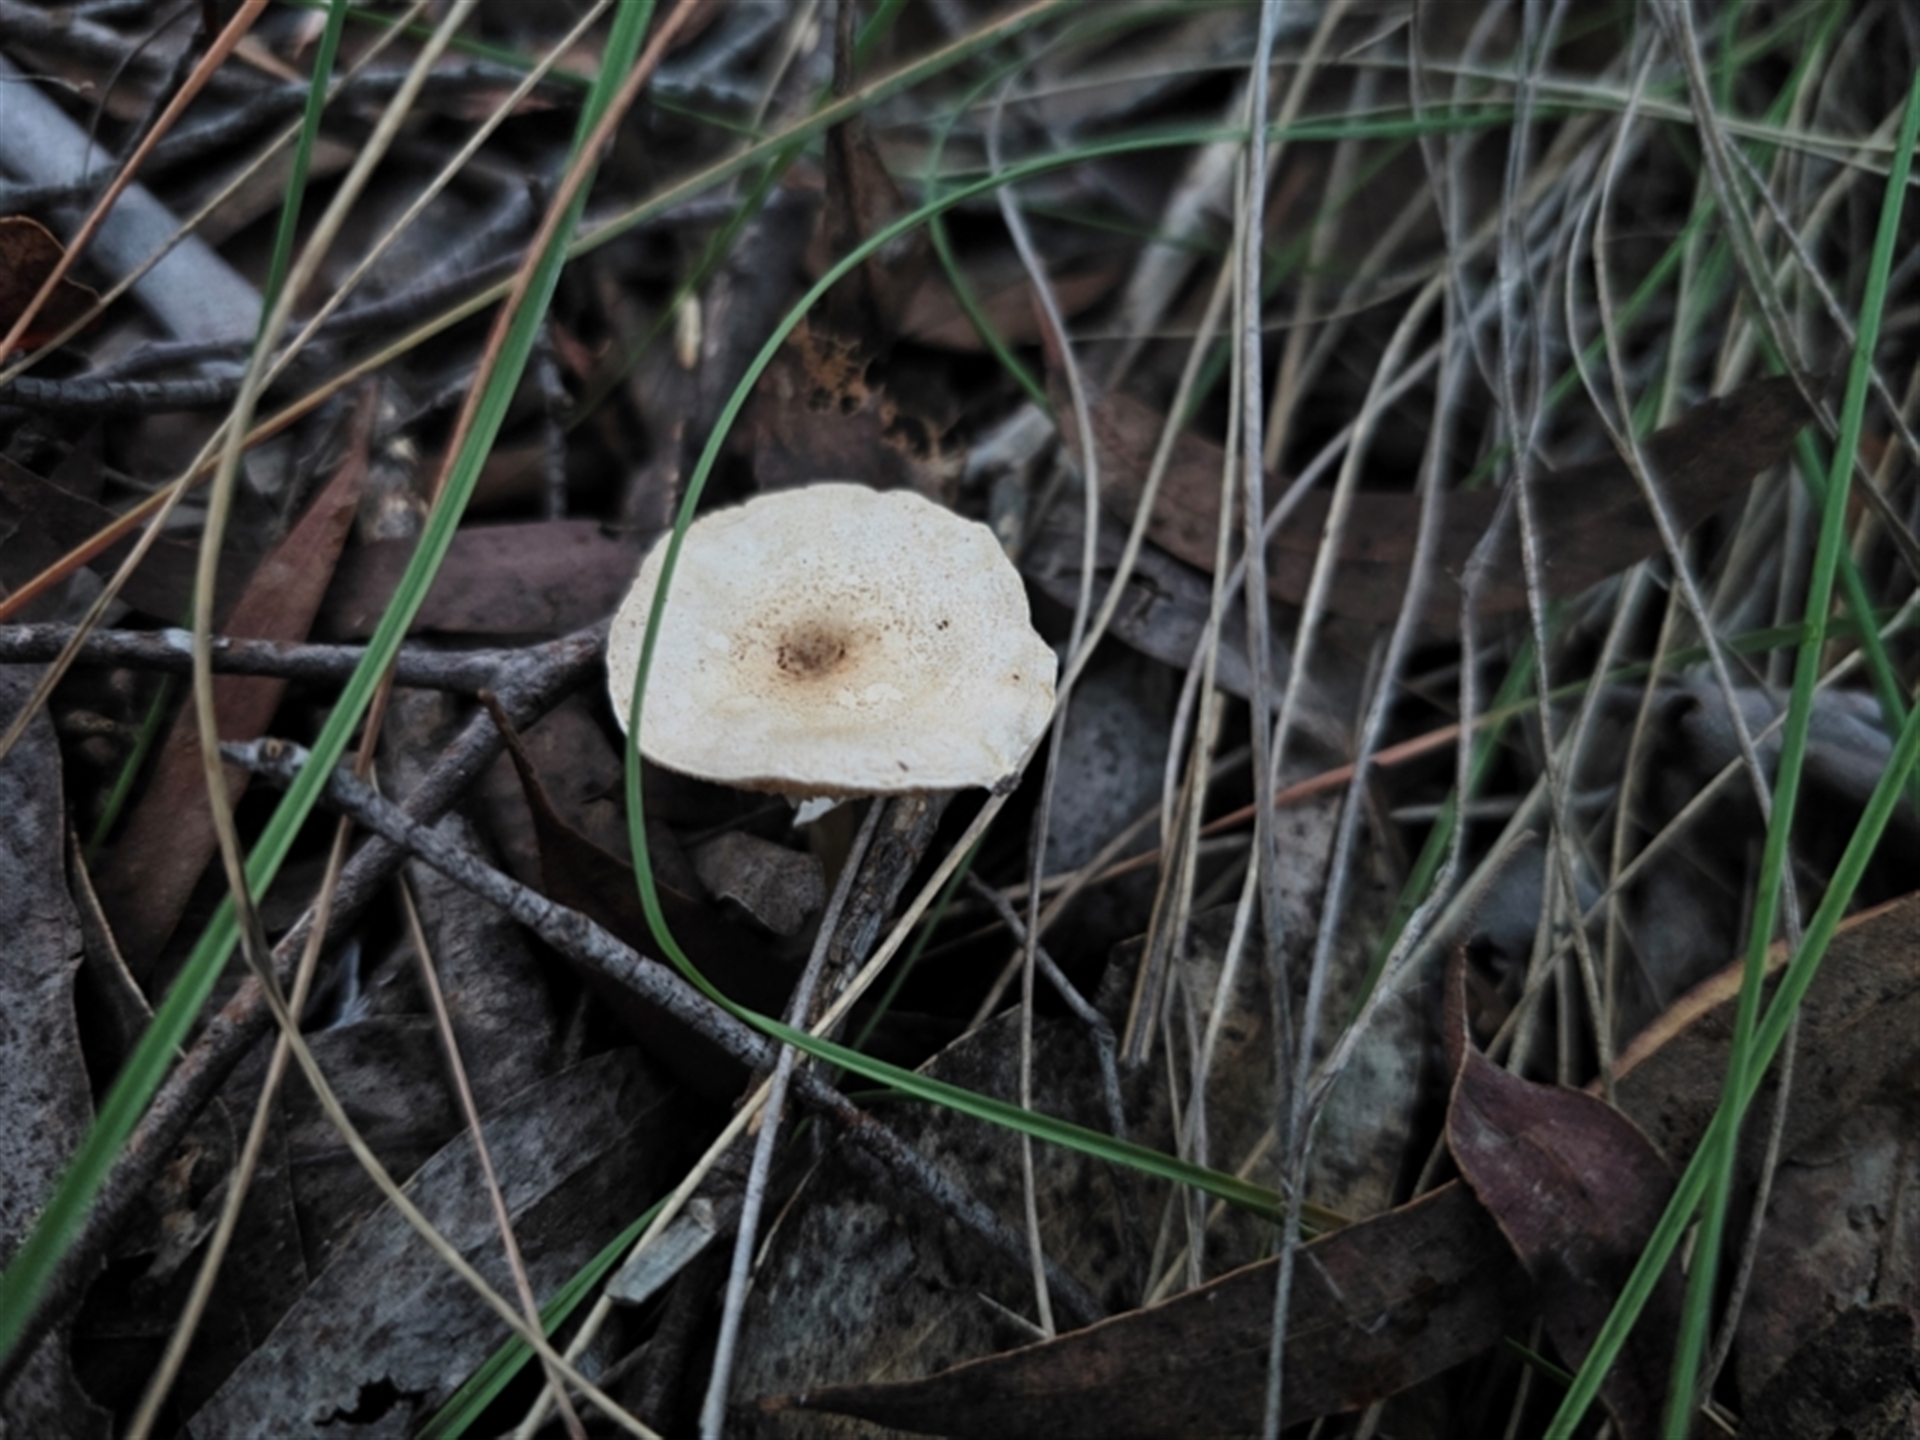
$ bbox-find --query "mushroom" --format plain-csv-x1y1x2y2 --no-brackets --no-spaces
606,483,1057,800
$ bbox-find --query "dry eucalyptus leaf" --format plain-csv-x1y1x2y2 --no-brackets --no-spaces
901,258,1123,352
771,1183,1532,1437
771,894,1920,1435
188,1049,678,1438
0,214,101,353
489,700,789,1100
0,453,254,623
1731,1101,1920,1409
1020,503,1355,756
1076,376,1810,633
1609,892,1920,1168
378,688,561,1114
321,520,639,639
731,1010,1141,1438
93,446,363,980
1742,1304,1920,1440
0,668,112,1437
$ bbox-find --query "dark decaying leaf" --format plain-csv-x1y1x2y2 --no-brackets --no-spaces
320,520,640,639
732,1006,1135,1437
187,1050,679,1439
1443,951,1681,1440
1727,1099,1920,1412
0,215,102,353
1611,892,1920,1169
753,6,964,507
745,328,962,503
0,455,255,623
1020,505,1354,755
767,892,1920,1436
93,441,365,981
0,669,112,1437
1078,375,1810,632
377,687,563,1113
816,0,929,345
490,705,789,1101
771,1182,1532,1438
689,828,824,938
1607,893,1920,1412
1742,1304,1920,1440
901,256,1123,352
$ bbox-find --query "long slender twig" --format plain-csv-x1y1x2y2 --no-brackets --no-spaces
0,625,542,691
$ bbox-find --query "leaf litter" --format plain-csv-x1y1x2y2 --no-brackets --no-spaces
0,4,1913,1438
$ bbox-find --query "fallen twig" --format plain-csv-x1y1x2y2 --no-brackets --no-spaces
0,623,544,692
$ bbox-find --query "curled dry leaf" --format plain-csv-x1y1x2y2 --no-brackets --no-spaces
1442,950,1682,1440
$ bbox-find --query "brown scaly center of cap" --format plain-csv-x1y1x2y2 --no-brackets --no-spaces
773,622,854,680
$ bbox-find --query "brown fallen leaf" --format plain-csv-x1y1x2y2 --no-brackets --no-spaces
745,327,962,503
319,519,640,639
0,455,255,623
1609,890,1920,1168
187,1051,680,1436
689,829,824,939
1443,951,1682,1440
765,894,1919,1437
1078,375,1810,633
815,0,929,344
0,669,114,1438
94,429,367,982
0,216,102,354
769,1181,1532,1437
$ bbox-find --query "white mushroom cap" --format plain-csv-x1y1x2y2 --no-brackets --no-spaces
606,483,1057,798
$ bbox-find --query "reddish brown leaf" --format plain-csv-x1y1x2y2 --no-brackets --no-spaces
0,216,102,353
94,433,366,981
1444,952,1682,1440
320,520,640,639
1080,376,1810,633
769,1182,1534,1436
